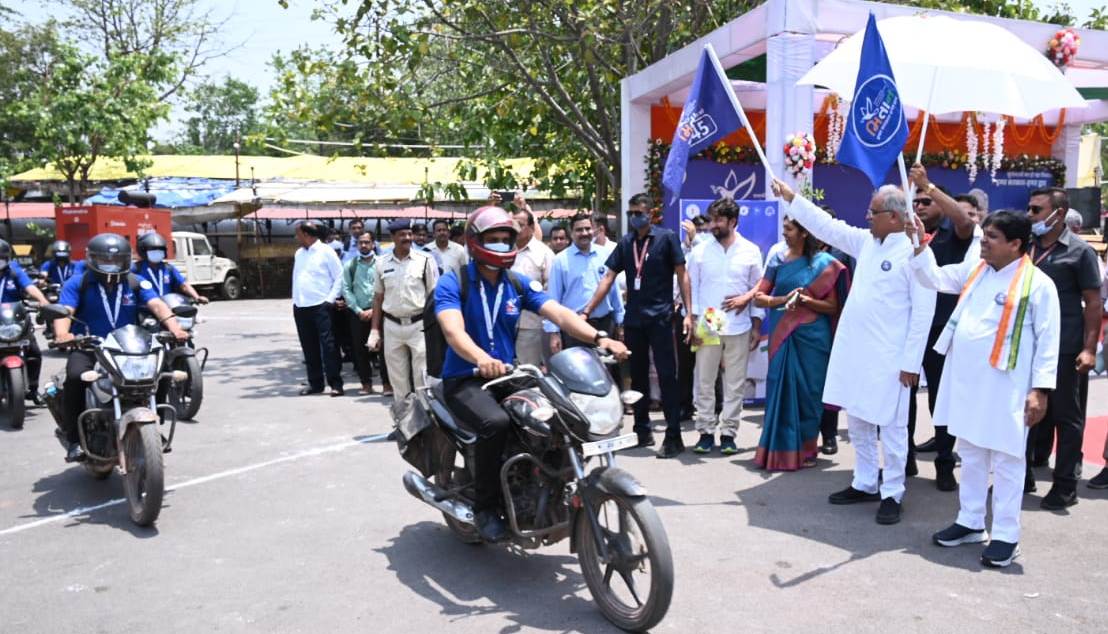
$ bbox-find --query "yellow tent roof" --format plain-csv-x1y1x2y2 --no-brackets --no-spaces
10,154,537,185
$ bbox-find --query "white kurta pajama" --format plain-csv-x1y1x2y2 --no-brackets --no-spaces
786,196,936,502
912,249,1060,543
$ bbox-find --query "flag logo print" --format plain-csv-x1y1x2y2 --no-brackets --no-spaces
852,74,905,148
677,101,720,145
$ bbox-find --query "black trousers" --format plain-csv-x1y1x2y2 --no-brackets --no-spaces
332,305,354,364
625,319,681,441
293,304,343,391
820,408,839,443
25,334,41,391
1028,352,1088,494
349,314,376,386
561,314,621,388
908,327,957,467
62,350,97,443
674,314,695,418
443,377,511,512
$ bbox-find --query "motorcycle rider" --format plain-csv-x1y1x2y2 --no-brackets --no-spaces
132,232,209,304
0,239,50,404
39,240,85,285
434,205,630,542
53,233,188,462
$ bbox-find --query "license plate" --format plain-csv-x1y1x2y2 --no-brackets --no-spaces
581,433,638,457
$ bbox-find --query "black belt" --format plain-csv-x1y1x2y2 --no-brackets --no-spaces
383,311,422,326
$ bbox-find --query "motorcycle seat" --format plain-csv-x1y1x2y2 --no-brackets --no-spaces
429,381,477,445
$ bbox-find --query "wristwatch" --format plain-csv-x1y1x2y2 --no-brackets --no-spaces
593,330,609,345
925,182,936,194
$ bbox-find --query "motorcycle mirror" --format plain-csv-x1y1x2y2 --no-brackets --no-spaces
531,406,555,423
80,370,99,382
171,304,198,319
40,303,71,320
620,390,644,405
171,370,188,383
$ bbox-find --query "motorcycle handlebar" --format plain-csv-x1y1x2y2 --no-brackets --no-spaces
48,335,101,351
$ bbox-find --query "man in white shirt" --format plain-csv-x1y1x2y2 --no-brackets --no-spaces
429,218,468,277
342,218,366,263
592,212,616,260
773,179,935,526
291,220,345,396
909,211,1059,568
687,198,764,455
511,208,555,367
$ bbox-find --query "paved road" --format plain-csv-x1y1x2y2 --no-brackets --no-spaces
1,299,1106,633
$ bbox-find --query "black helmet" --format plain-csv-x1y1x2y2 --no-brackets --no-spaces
86,233,132,283
50,240,71,260
136,232,168,258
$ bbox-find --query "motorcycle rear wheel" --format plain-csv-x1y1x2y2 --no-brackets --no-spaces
1,365,25,429
574,493,673,632
434,444,481,544
122,424,165,526
171,356,203,421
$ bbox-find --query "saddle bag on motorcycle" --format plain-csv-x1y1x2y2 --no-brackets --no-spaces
390,393,442,477
422,266,524,378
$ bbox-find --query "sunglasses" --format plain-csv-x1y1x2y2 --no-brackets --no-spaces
865,208,895,218
1028,204,1046,214
913,198,933,207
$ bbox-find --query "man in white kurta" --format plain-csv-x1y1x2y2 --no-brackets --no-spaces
774,180,935,525
910,211,1059,567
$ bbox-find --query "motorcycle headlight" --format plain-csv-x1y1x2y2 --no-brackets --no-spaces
570,385,623,438
116,353,160,381
0,323,24,342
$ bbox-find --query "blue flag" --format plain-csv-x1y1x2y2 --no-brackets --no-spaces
662,46,745,204
837,13,908,189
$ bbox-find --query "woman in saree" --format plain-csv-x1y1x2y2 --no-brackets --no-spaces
753,217,848,471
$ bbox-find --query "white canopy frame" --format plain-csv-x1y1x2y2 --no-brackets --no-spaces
620,0,1108,231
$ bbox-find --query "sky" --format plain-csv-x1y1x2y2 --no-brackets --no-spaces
4,0,1105,141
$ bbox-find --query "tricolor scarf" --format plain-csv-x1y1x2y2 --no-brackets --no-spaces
934,255,1035,371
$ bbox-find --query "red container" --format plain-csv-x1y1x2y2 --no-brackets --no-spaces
54,205,174,260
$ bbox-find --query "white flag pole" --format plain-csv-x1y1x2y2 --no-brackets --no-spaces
705,43,777,182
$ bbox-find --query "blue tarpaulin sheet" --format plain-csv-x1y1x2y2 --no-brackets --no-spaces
84,177,238,208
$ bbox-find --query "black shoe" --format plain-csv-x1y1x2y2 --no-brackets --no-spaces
905,456,919,478
1024,469,1037,494
635,432,655,448
916,437,937,452
692,433,714,454
329,386,345,397
1088,467,1108,490
475,510,509,542
64,442,86,463
820,437,838,455
299,387,324,396
981,540,1020,568
1040,488,1077,510
936,462,958,492
828,486,880,505
385,430,399,441
875,498,902,525
27,391,43,407
932,523,988,547
656,439,684,459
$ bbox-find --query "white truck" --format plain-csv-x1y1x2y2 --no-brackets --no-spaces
170,231,243,300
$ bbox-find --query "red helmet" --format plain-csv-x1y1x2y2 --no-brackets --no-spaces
466,206,519,269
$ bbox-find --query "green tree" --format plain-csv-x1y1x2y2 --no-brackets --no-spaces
0,20,64,183
181,77,262,154
16,44,172,202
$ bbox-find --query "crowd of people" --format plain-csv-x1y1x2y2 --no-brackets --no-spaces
288,164,1108,565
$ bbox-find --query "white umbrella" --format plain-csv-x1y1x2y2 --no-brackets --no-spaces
798,14,1087,120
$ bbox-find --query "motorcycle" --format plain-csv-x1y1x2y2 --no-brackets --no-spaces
0,301,36,429
395,347,673,632
139,293,207,421
40,302,196,526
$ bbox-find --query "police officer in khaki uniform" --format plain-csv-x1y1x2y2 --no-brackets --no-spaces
369,219,438,400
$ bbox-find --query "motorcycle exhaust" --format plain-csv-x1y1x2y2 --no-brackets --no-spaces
402,471,474,525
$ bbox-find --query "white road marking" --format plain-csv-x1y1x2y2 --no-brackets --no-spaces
0,433,388,537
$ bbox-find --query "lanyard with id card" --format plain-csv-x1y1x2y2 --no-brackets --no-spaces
632,238,651,291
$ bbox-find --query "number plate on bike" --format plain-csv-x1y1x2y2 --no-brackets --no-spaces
581,433,637,457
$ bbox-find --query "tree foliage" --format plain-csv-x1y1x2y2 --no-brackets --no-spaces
181,77,262,154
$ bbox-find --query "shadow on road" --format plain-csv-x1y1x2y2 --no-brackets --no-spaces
202,343,307,399
375,521,620,633
25,468,159,538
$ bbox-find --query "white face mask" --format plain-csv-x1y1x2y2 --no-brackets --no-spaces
147,250,166,264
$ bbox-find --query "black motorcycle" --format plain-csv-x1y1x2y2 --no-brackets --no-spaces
395,347,673,632
140,293,206,420
41,303,195,526
0,301,36,429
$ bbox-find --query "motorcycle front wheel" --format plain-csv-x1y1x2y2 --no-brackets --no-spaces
574,493,673,632
1,365,25,429
171,356,203,421
122,424,165,526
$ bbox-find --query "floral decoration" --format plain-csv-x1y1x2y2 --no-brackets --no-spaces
1047,27,1081,68
783,132,818,181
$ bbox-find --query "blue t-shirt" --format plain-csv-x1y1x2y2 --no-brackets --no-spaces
0,261,33,303
435,262,551,379
59,274,160,337
132,261,186,297
41,259,86,285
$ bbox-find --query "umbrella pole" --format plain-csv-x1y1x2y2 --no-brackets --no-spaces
908,70,939,204
896,154,919,248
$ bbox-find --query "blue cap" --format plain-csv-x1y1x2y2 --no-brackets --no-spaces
387,218,412,234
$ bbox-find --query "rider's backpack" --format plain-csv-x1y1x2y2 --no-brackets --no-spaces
423,266,525,378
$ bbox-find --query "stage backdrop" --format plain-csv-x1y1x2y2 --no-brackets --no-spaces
663,159,1054,232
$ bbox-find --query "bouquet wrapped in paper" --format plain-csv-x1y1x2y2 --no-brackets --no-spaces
691,307,727,352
